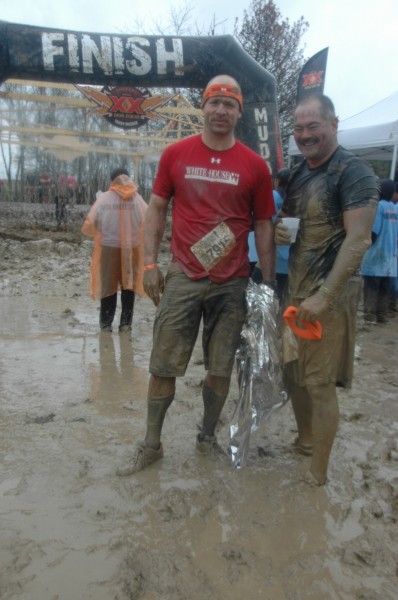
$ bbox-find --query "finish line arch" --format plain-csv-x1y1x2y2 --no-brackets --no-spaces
0,20,283,174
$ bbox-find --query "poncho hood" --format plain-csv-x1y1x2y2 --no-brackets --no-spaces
109,174,137,201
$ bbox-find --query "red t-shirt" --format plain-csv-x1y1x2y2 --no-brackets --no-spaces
152,134,274,282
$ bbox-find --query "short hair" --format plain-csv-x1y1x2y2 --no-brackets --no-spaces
379,178,395,200
276,168,290,185
296,93,337,121
110,167,129,181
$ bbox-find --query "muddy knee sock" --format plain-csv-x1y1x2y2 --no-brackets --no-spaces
200,380,228,439
145,393,174,450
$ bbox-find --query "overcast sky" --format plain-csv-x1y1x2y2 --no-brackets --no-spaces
1,0,397,120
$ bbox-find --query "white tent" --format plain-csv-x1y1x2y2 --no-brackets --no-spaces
288,91,398,179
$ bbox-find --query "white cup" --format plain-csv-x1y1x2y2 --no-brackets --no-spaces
281,217,300,243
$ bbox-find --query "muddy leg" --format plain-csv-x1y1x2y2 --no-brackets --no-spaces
363,276,378,322
377,276,391,323
290,384,313,448
199,374,230,439
307,382,339,485
144,375,175,450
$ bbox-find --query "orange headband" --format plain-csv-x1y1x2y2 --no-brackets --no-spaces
201,83,243,111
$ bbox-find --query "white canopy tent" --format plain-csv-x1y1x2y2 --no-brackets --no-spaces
288,91,398,179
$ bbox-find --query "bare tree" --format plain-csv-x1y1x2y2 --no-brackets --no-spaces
152,0,309,159
0,2,309,199
234,0,308,159
150,0,228,37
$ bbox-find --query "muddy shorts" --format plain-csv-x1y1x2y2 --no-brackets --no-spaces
284,278,361,388
149,265,248,378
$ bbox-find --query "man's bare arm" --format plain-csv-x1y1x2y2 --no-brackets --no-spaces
144,193,169,265
143,193,169,305
296,205,376,321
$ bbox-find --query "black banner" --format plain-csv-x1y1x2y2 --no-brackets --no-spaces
0,20,284,174
296,47,329,104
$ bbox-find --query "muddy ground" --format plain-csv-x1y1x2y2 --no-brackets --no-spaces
0,203,397,600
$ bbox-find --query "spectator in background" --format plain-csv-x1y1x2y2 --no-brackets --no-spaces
67,175,77,205
361,178,398,323
389,182,398,314
248,223,263,284
54,194,68,231
39,173,52,204
248,167,291,300
272,167,290,303
81,168,147,333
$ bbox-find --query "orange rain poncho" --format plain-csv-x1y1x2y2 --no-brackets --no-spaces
81,174,147,300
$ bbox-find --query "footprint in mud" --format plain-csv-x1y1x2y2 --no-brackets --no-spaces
219,547,256,584
25,413,56,424
343,412,364,422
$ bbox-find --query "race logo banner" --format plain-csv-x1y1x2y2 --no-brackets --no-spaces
296,48,329,103
0,22,282,173
76,85,176,129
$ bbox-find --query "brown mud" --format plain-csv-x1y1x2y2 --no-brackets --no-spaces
0,207,397,599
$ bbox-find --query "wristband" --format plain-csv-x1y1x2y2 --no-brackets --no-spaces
319,285,336,298
143,263,157,271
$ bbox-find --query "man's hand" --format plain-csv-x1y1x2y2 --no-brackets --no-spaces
143,268,164,306
274,221,292,245
262,279,277,291
296,292,330,322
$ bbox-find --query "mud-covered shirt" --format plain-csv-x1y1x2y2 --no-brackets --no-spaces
283,146,378,299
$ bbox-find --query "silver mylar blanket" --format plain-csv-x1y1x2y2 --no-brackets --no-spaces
229,280,289,468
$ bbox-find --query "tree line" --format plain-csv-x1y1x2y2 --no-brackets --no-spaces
0,0,309,203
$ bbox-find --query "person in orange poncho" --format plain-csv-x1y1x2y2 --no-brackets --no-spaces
82,168,147,332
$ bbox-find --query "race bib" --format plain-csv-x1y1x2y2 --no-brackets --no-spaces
190,222,236,271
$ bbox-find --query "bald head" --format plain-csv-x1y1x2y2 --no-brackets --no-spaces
206,74,241,89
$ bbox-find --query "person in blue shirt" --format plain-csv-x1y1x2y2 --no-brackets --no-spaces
389,182,398,314
248,167,291,300
272,168,290,302
248,225,263,284
361,178,398,323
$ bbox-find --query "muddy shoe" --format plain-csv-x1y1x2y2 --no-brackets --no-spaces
301,469,326,487
293,436,313,456
116,442,163,476
195,434,227,458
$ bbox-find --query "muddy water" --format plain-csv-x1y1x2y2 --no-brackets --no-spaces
0,239,397,599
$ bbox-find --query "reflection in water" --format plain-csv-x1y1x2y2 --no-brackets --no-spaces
88,332,148,415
